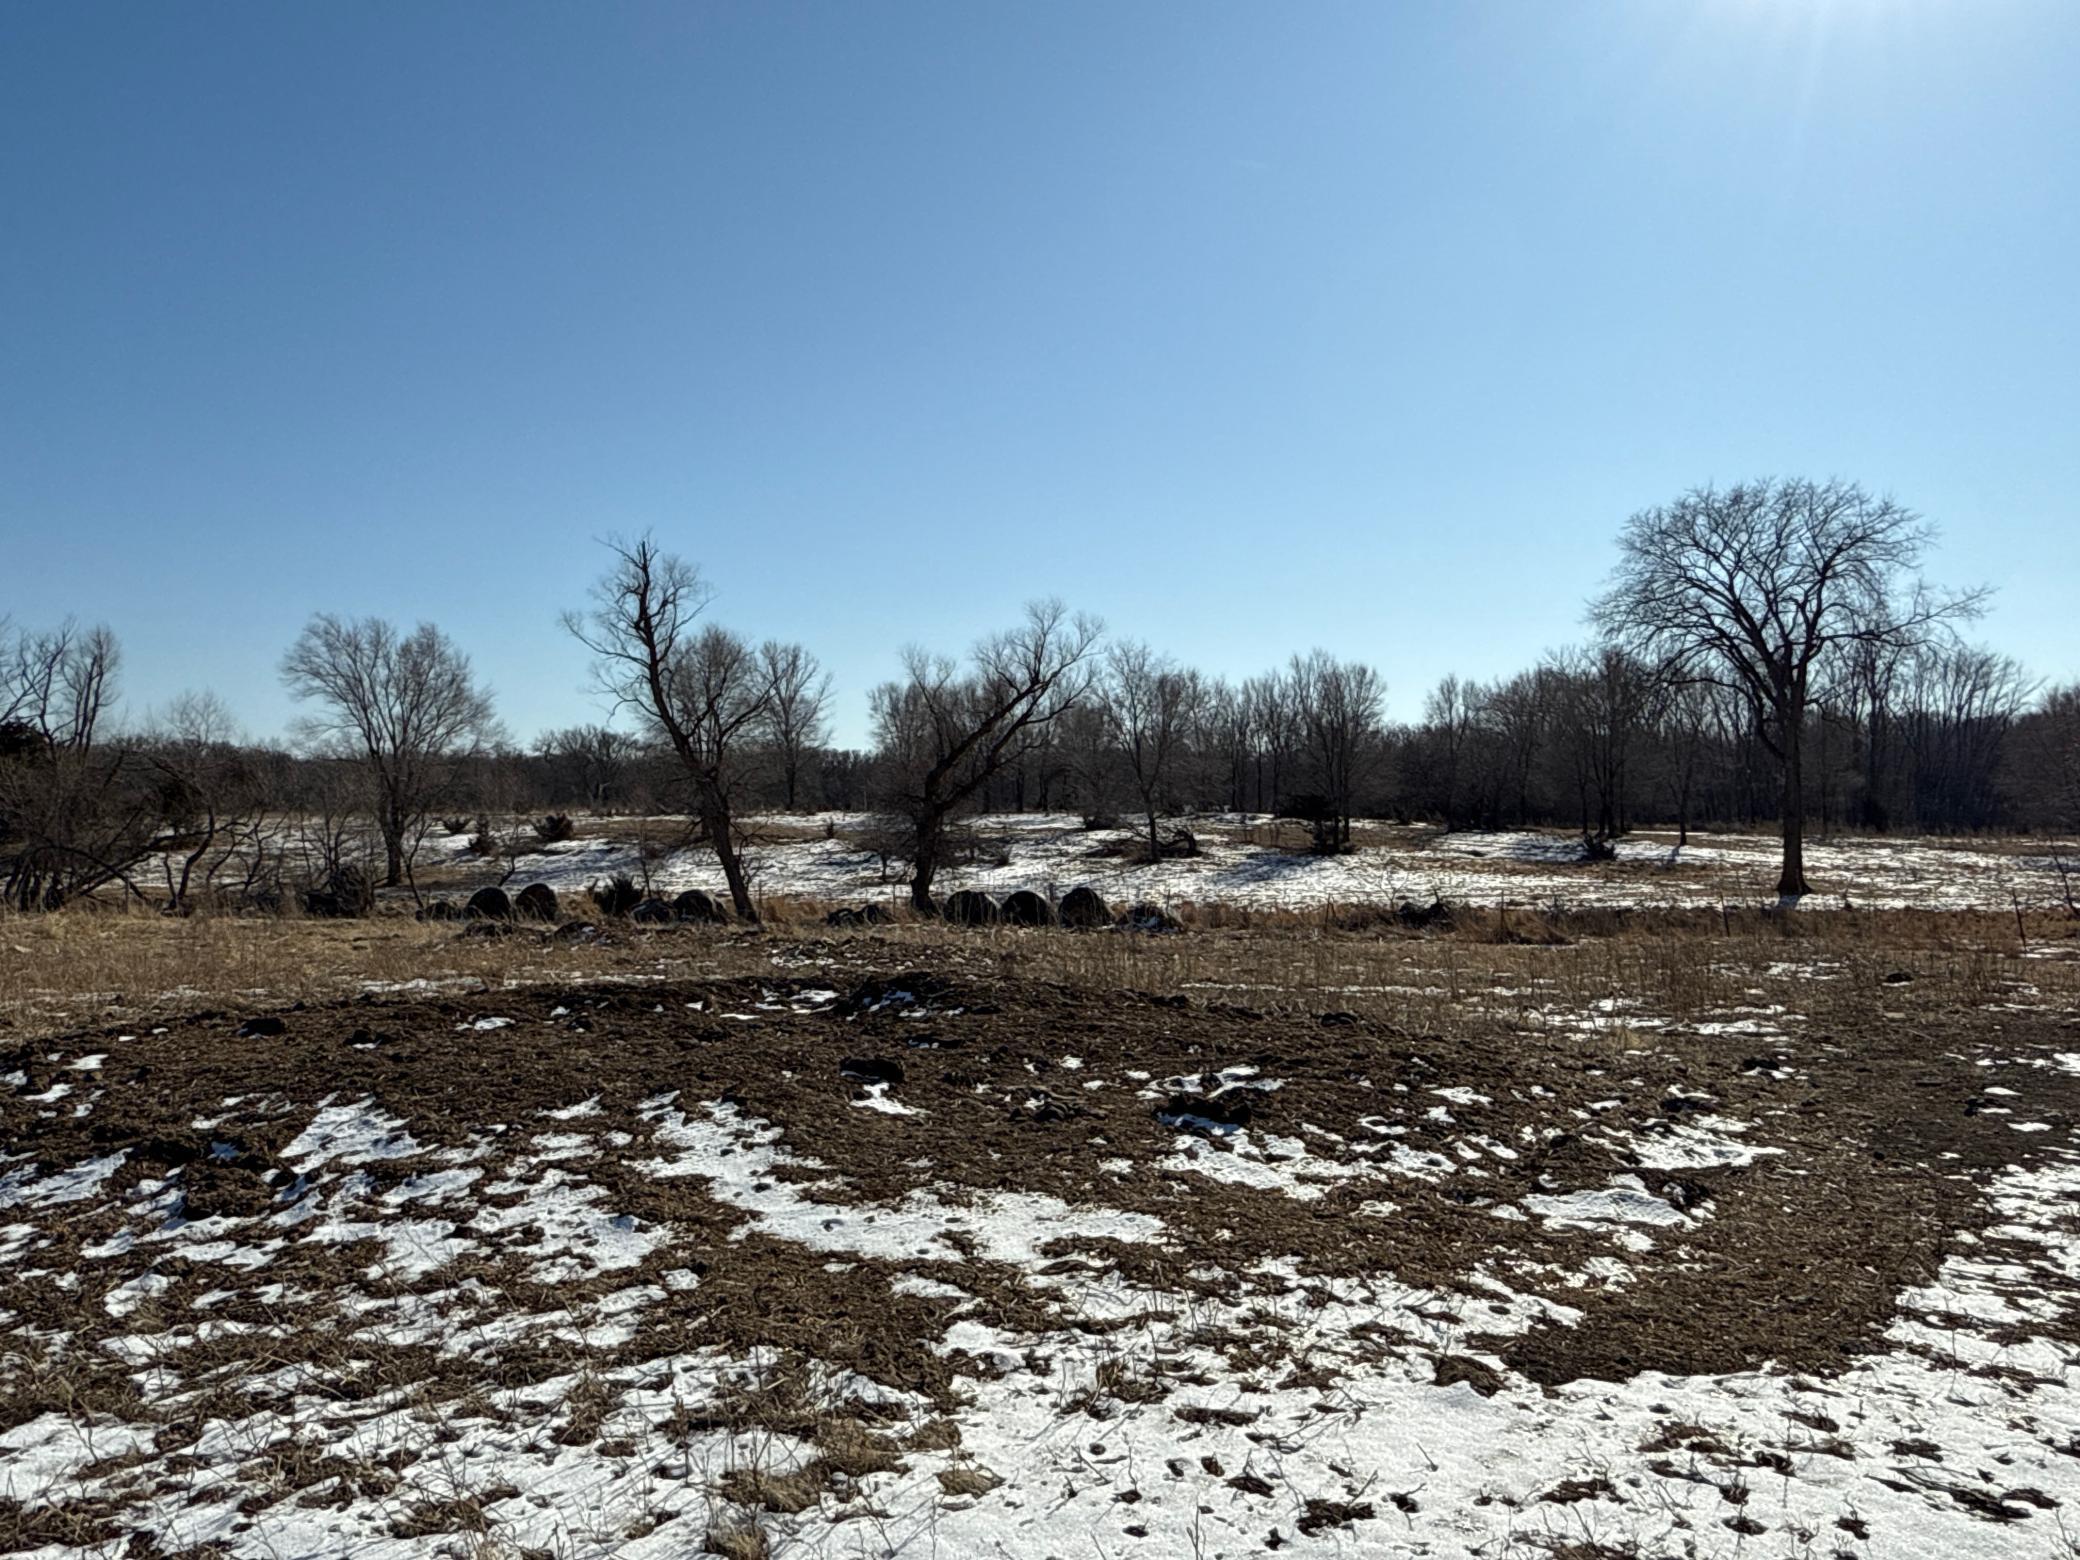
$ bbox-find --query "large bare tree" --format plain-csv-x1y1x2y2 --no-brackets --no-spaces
870,601,1102,912
280,615,500,887
1592,478,1983,895
565,536,798,920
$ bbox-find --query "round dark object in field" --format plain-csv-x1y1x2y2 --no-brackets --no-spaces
1057,885,1111,929
236,1015,286,1038
1000,889,1056,927
514,883,559,921
1121,901,1181,933
840,1056,905,1086
630,898,675,924
943,889,999,926
673,888,724,923
416,899,458,922
465,886,512,921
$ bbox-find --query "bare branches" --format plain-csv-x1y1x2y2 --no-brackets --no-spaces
871,600,1102,909
280,615,499,887
565,535,791,918
1591,478,1985,894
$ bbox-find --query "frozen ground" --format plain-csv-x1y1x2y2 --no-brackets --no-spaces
458,813,2079,915
3,942,2078,1558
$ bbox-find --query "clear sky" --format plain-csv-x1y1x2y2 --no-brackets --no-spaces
4,1,2075,748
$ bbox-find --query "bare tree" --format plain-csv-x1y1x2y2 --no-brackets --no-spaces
1,622,164,909
1287,651,1386,852
1592,478,1984,895
280,615,500,888
1103,641,1202,862
147,691,278,912
3,620,119,753
1547,646,1658,853
870,600,1102,912
540,723,639,813
564,536,780,919
757,641,832,811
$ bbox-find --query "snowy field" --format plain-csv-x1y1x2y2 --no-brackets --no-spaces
443,813,2080,915
4,937,2078,1558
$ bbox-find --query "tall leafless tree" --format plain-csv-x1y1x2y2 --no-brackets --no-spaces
564,536,786,919
280,615,500,888
1103,641,1202,862
1592,478,1985,895
1287,651,1386,852
757,641,832,811
870,600,1102,911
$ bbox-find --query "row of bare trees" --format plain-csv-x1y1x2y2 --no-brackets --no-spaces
5,479,2071,913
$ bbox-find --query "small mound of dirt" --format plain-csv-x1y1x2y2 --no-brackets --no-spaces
840,1057,905,1086
837,972,962,1017
1157,1089,1255,1130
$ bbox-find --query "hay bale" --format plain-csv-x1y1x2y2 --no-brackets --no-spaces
514,883,559,921
465,886,512,921
943,889,999,926
590,876,641,918
1000,889,1056,927
1057,884,1111,929
673,888,724,923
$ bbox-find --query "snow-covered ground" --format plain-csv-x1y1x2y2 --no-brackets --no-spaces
4,956,2078,1558
473,813,2078,914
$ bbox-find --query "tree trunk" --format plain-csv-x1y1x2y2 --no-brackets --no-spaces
696,784,758,921
382,820,405,889
1777,722,1810,897
1147,807,1161,864
909,812,941,913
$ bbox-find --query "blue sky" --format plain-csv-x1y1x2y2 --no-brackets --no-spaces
4,1,2075,747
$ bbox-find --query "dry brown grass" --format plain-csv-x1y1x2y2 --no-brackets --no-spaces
5,893,2073,1043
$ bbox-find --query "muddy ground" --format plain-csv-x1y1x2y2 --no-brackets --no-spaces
4,931,2079,1558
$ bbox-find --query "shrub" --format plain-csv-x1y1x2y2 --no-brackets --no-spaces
591,874,642,917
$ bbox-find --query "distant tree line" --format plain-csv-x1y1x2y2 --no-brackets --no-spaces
4,480,2075,912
